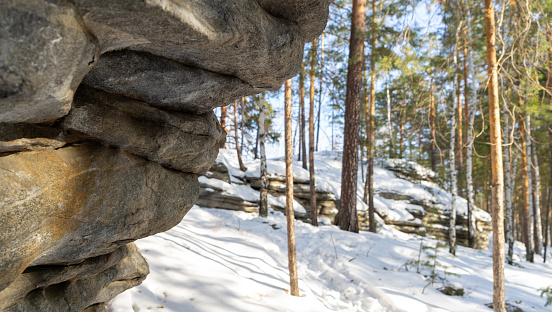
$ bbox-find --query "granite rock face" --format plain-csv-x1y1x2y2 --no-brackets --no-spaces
0,0,329,310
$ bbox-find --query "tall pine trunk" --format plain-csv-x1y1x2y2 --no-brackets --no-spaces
234,100,247,172
337,0,366,233
309,39,318,226
484,0,506,309
284,79,299,296
259,93,268,218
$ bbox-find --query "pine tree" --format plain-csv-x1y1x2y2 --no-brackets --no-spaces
337,0,366,233
309,39,318,227
234,100,247,172
284,79,299,296
484,0,506,309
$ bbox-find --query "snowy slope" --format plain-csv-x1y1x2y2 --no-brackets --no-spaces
108,150,550,311
109,206,552,312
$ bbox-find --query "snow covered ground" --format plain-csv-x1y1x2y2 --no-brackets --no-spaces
109,206,551,312
108,150,552,311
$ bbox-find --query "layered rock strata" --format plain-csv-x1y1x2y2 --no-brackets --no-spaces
199,156,491,249
0,0,329,310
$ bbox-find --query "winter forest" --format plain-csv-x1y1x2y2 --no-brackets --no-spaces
106,0,552,311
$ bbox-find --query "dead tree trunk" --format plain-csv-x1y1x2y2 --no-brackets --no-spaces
337,0,366,233
284,79,299,296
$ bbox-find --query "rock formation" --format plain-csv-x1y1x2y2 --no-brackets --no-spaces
0,0,329,310
199,151,492,249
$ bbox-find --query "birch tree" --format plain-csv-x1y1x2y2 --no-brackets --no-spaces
448,25,461,255
259,93,268,218
532,143,543,255
465,2,477,249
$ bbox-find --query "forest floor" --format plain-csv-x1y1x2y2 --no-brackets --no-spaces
108,208,551,312
108,151,552,312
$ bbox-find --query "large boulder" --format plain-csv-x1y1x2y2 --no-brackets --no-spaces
0,0,329,310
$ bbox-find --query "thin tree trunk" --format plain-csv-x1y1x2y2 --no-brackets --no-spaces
284,79,299,296
484,0,506,309
234,100,247,172
255,101,259,160
219,106,227,149
456,48,464,199
259,93,268,218
449,28,460,255
300,63,307,169
337,0,366,233
241,97,245,154
316,33,325,152
309,39,318,226
520,114,532,260
430,76,437,173
525,113,535,262
386,77,392,157
465,4,477,250
532,142,543,255
545,187,550,262
503,98,514,263
362,67,370,204
364,0,377,233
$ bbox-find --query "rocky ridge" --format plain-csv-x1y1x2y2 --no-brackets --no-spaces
0,0,329,310
199,150,492,249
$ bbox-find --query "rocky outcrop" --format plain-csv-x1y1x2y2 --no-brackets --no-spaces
198,153,492,249
0,0,329,310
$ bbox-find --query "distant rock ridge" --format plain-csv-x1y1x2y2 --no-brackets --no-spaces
0,0,329,310
199,150,492,249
